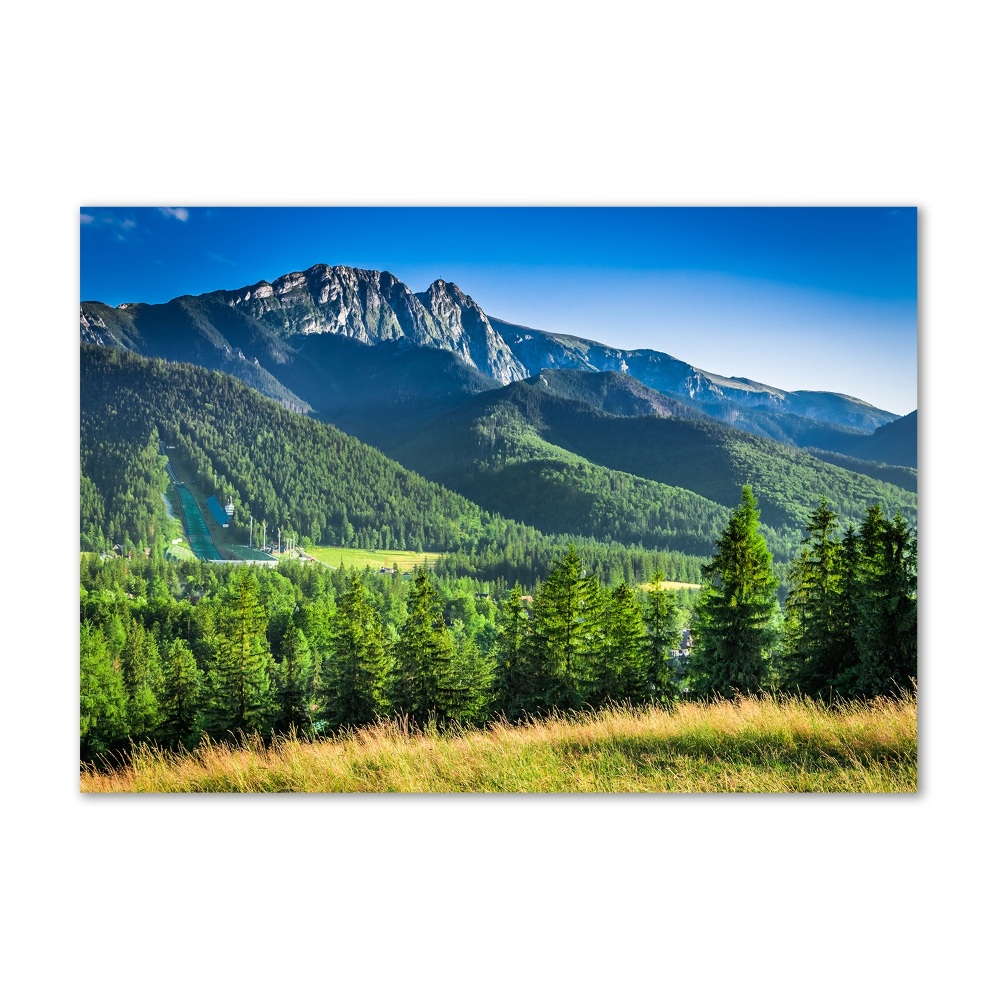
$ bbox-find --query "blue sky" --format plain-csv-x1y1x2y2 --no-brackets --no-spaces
80,206,917,415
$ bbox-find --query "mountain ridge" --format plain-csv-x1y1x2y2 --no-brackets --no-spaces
81,262,908,454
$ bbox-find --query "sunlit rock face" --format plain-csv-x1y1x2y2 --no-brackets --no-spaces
80,263,903,443
220,265,526,384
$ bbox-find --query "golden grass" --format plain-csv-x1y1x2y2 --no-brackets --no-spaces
81,694,916,794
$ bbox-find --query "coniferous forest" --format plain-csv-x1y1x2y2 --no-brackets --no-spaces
80,480,915,764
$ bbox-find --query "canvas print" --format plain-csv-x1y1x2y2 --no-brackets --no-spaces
79,207,917,792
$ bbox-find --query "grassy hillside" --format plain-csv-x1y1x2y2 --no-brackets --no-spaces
80,694,916,793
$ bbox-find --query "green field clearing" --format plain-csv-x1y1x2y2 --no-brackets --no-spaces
640,580,702,591
165,536,198,561
304,545,443,572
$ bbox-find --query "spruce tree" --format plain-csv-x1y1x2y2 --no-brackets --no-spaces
120,619,165,744
595,581,649,704
440,630,494,726
690,485,780,697
643,572,683,704
493,585,542,720
160,637,204,749
80,622,129,760
322,573,389,730
206,570,275,738
386,569,456,728
273,624,314,735
527,546,600,711
843,506,917,697
783,500,855,697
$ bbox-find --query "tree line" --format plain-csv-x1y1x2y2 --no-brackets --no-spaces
691,486,916,700
79,554,687,762
80,488,915,764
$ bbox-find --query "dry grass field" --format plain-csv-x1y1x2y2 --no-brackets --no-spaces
81,693,917,793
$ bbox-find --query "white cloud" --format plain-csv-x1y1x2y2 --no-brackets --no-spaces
81,211,139,238
158,207,190,222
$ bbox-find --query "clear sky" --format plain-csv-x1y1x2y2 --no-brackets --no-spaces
80,206,917,415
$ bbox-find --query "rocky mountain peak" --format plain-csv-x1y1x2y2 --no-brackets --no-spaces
79,263,905,445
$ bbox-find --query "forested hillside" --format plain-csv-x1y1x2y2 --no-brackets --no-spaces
81,344,704,586
372,370,917,563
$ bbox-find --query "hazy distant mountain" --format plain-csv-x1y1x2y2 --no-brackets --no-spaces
490,317,900,443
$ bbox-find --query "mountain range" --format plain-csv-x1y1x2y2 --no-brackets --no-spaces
80,263,911,448
80,263,916,573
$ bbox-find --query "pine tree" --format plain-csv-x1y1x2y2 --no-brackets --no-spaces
440,630,494,726
527,546,600,711
594,581,649,704
273,624,313,735
386,569,456,728
295,594,337,701
322,573,389,730
120,619,165,744
643,572,683,704
493,585,541,720
842,506,917,697
80,622,128,760
160,637,204,748
206,570,275,737
690,485,781,697
783,500,856,697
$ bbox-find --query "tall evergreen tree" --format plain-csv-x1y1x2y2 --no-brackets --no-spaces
160,637,204,749
690,485,781,697
295,594,337,701
80,622,128,760
120,619,164,743
440,630,494,726
527,546,600,711
643,572,683,704
206,570,275,737
386,569,456,728
783,500,856,697
594,581,648,704
493,585,542,719
841,506,917,697
273,624,314,735
322,573,389,730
